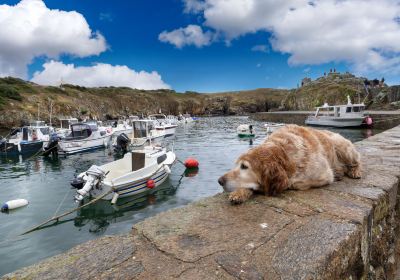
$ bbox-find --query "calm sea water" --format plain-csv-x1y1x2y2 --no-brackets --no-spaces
0,116,381,276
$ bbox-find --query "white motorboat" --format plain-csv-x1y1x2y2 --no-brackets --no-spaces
149,114,177,137
113,119,165,153
237,124,255,137
57,122,112,155
305,96,370,128
71,146,176,203
264,122,285,134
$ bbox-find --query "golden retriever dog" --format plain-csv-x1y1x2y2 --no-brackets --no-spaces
218,125,361,204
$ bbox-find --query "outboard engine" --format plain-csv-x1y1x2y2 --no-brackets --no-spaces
43,133,59,157
114,133,130,154
74,165,106,202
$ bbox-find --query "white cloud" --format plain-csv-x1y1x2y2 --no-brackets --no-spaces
158,24,214,48
31,61,170,90
0,0,106,78
179,0,400,73
251,45,269,53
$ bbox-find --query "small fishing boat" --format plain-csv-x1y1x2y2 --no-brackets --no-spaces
264,122,285,134
237,124,255,137
71,146,176,204
149,114,178,137
113,119,165,154
57,122,113,155
305,96,371,128
0,127,44,156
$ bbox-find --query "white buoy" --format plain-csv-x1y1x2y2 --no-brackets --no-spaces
1,199,29,212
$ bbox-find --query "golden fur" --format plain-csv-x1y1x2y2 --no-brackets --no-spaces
218,125,361,204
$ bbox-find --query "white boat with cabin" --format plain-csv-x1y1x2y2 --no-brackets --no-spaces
305,96,367,128
148,114,177,137
72,146,176,203
58,122,112,155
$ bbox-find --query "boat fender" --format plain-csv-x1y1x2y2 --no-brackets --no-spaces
1,199,29,212
365,116,373,126
147,179,155,189
184,158,199,169
164,165,171,174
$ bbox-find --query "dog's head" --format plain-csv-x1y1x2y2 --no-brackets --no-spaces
218,143,294,196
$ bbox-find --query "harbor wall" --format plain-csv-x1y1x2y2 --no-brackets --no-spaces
3,126,400,279
251,110,400,130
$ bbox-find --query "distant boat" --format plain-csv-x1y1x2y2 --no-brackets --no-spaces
237,124,255,137
305,96,370,128
148,114,177,137
55,117,79,138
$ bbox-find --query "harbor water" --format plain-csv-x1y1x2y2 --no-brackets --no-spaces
0,116,381,276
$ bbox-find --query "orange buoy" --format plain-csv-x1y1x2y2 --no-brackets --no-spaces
184,158,199,169
146,179,155,189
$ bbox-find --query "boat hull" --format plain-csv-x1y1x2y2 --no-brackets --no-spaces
0,141,43,156
305,117,364,128
155,125,177,137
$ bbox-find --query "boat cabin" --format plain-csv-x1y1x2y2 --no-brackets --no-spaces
314,103,365,118
68,123,93,139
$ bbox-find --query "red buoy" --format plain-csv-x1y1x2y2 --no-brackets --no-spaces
184,158,199,169
146,179,155,189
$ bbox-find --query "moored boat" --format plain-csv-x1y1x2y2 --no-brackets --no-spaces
0,127,44,156
57,122,112,155
237,124,255,137
71,146,176,203
305,96,371,128
149,114,177,137
113,119,165,154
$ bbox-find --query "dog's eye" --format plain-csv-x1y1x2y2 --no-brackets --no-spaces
240,163,248,170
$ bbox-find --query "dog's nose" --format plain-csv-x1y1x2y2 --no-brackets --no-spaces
218,176,226,186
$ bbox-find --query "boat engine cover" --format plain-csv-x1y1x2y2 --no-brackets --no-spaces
70,177,85,189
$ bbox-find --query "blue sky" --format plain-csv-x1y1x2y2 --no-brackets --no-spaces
0,0,399,92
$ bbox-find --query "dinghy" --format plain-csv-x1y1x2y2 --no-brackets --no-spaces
71,146,176,204
237,124,255,137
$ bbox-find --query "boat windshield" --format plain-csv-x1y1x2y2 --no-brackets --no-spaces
39,127,50,135
318,107,335,116
132,122,148,138
71,124,92,138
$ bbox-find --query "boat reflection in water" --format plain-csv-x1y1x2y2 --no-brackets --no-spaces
73,180,178,233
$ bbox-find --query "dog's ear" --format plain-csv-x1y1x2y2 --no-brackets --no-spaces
261,162,289,196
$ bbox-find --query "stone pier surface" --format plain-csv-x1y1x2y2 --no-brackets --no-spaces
3,127,400,280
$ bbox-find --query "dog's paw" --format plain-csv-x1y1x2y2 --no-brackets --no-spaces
229,192,245,204
348,166,361,179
